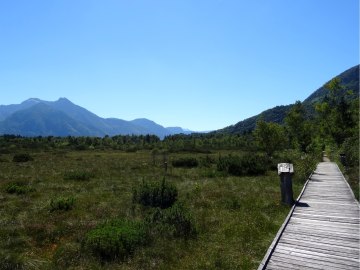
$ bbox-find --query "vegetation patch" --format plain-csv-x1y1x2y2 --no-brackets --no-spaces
172,157,199,168
4,182,34,195
146,202,197,239
217,154,269,176
12,153,33,163
133,178,178,209
50,196,75,212
63,170,95,181
83,219,147,261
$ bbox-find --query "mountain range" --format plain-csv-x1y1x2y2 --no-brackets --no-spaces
217,64,359,134
0,98,192,138
0,64,358,138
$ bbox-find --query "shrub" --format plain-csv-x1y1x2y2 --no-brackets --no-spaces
133,178,177,209
217,154,269,176
146,202,197,239
4,182,34,195
50,196,75,212
63,170,94,181
341,136,359,167
293,154,319,183
172,157,198,168
12,153,33,163
83,219,147,261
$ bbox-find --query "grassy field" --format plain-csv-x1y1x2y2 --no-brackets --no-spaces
0,149,308,269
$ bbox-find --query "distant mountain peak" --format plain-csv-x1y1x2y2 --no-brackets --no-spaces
22,98,42,104
56,97,73,104
132,118,155,123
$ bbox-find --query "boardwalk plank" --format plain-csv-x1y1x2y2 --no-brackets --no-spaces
270,254,350,270
271,253,354,270
274,246,359,267
282,233,360,249
278,240,359,258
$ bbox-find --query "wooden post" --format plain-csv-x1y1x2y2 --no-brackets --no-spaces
339,153,346,166
164,161,168,173
278,163,294,205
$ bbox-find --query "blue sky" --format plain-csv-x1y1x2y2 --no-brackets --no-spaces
0,0,358,131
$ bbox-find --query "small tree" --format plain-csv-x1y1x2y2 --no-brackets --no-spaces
253,119,285,156
285,101,313,152
315,77,356,146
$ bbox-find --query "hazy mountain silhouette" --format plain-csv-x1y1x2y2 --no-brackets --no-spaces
0,98,192,138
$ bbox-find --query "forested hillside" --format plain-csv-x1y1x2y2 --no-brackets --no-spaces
218,65,359,134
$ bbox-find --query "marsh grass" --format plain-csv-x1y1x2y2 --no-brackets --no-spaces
50,196,75,212
4,181,35,195
0,149,308,269
63,169,95,181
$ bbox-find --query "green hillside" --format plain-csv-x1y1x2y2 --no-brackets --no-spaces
217,65,359,134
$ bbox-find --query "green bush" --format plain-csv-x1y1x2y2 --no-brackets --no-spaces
12,153,33,163
4,182,34,195
50,196,75,212
146,202,197,239
133,178,178,209
217,154,269,176
63,170,94,181
341,136,359,167
83,219,147,261
172,157,199,168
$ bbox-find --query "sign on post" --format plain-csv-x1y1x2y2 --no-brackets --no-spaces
277,163,294,175
278,163,294,205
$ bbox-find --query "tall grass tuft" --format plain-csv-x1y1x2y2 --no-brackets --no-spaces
50,196,75,212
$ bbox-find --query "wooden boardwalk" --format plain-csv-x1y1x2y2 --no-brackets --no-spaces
258,162,360,270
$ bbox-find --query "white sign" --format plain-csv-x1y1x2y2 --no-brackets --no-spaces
277,163,294,175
